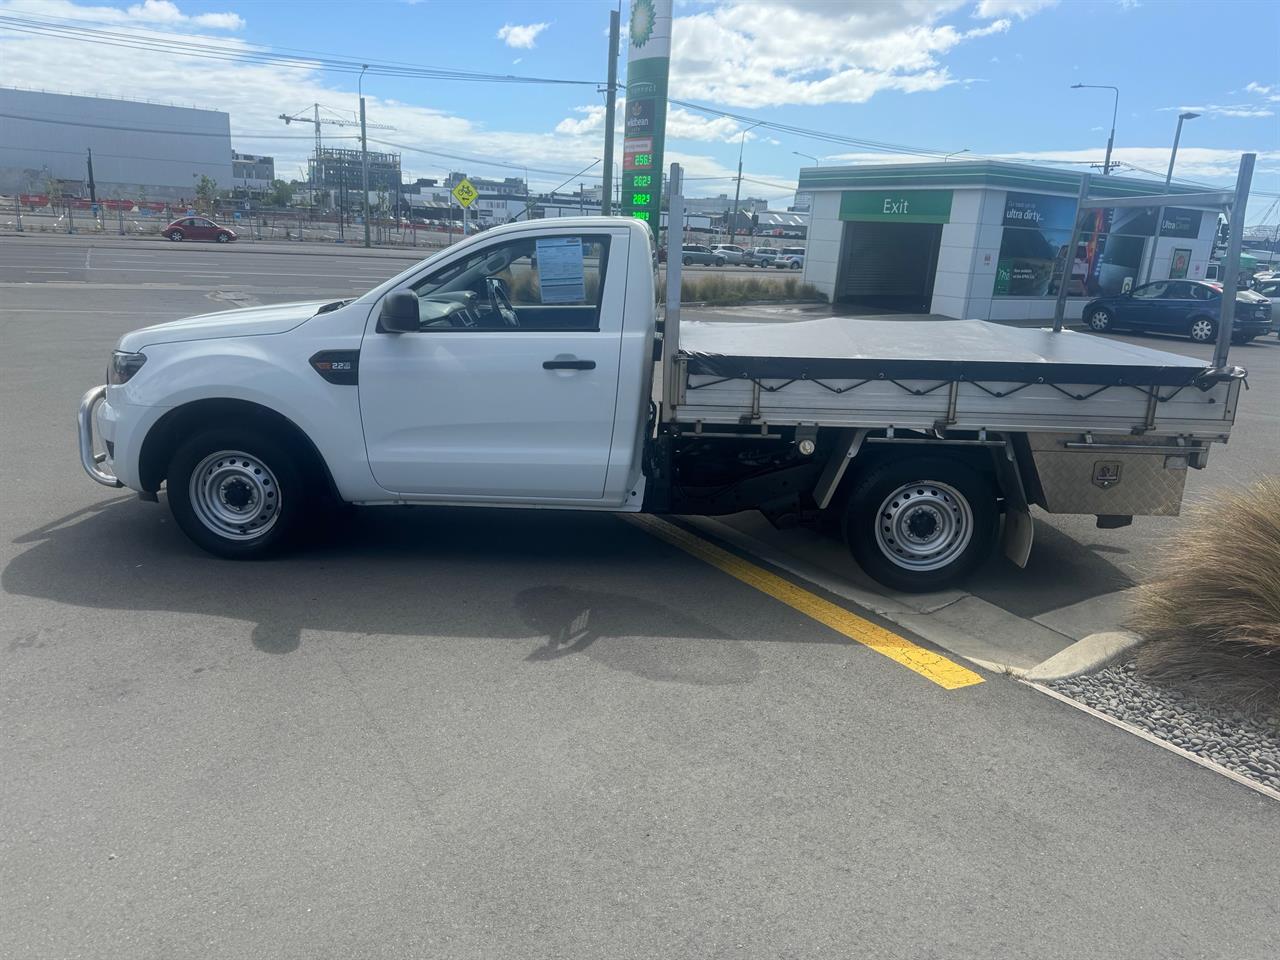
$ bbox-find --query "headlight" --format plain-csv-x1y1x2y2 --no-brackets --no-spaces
108,350,147,384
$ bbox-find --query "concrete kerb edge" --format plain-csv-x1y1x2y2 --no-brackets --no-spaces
1024,679,1280,803
1023,630,1146,682
0,230,431,261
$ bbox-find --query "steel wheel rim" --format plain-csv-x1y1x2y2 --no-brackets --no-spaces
189,449,281,541
1089,310,1109,329
1190,319,1214,341
874,481,974,572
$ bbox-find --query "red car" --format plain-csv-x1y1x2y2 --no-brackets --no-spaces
164,216,237,243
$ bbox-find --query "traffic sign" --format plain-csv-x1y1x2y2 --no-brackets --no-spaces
451,178,478,208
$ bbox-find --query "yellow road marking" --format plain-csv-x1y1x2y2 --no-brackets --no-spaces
626,515,984,690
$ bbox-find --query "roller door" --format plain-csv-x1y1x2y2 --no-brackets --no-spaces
835,221,943,312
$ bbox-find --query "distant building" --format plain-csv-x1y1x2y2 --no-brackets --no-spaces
231,151,275,196
0,86,232,201
683,193,770,215
309,146,401,212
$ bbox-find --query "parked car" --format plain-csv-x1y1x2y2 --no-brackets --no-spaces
164,217,237,243
1082,279,1273,344
773,246,806,269
681,244,726,267
711,243,749,265
749,247,782,267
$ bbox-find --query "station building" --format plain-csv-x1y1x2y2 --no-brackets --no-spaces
798,161,1221,321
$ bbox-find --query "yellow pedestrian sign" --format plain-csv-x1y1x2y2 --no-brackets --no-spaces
451,178,478,208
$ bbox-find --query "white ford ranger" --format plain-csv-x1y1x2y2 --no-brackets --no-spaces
79,216,1246,592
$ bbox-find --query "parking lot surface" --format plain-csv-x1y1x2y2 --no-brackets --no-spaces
3,236,1279,958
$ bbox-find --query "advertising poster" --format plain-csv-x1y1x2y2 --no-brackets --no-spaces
1170,248,1192,279
995,192,1078,296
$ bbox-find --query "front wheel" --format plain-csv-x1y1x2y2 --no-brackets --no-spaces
790,261,801,269
216,232,230,243
166,426,308,558
842,456,997,593
1086,307,1113,332
1189,317,1217,343
168,230,184,241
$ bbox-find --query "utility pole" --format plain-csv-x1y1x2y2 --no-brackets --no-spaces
729,121,763,245
601,7,620,216
85,148,97,207
1213,153,1256,370
359,65,371,248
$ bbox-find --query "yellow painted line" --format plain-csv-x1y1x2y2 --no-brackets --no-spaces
625,514,984,690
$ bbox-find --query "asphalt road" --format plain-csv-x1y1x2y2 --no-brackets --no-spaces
2,235,1278,958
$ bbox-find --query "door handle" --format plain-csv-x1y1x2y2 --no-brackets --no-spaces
543,359,595,370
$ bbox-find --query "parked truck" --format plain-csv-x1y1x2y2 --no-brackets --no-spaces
79,216,1246,592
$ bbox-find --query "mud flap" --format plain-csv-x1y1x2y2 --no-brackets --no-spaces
1002,505,1034,568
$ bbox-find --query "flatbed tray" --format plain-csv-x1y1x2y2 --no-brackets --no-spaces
679,317,1211,388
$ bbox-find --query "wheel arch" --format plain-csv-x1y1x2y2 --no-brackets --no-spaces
138,397,339,498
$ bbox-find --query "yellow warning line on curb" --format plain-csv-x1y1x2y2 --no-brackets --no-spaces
625,514,985,690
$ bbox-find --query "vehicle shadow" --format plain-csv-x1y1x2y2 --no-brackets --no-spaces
4,497,772,684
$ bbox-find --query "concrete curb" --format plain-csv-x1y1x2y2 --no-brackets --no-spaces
1022,630,1146,682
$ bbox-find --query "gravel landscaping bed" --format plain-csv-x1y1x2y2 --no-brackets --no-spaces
1049,662,1280,793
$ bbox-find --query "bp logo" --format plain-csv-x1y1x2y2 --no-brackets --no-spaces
630,0,655,47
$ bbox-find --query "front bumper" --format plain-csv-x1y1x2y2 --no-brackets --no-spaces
78,385,123,487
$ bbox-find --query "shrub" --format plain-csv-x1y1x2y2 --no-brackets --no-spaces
679,274,824,305
1130,477,1280,707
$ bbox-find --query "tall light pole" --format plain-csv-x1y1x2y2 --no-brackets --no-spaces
359,64,370,248
729,120,763,245
1166,111,1200,185
1139,110,1201,285
1071,83,1120,175
943,148,970,162
793,151,819,166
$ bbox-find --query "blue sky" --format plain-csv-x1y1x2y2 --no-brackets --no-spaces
1,0,1277,221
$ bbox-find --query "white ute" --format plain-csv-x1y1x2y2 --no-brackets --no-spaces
79,216,1247,592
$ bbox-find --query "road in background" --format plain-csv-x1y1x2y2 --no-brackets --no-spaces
3,234,1279,956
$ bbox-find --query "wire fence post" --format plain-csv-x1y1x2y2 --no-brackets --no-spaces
14,194,22,233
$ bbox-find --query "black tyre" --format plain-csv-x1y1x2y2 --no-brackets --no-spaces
1231,334,1255,345
1189,316,1217,343
216,232,231,243
842,456,997,593
1085,306,1113,332
790,260,801,270
682,256,692,266
168,230,184,241
166,425,309,559
715,257,726,267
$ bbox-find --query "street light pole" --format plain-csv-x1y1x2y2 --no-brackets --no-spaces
359,64,370,248
943,148,970,162
1071,83,1120,175
1140,111,1201,285
792,151,819,166
729,120,763,245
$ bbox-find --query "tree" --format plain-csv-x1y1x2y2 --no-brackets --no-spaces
195,175,218,214
270,179,293,207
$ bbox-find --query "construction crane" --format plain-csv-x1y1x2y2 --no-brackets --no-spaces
279,103,393,209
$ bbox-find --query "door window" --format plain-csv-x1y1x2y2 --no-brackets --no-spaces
1164,281,1195,299
410,234,609,331
1131,281,1169,299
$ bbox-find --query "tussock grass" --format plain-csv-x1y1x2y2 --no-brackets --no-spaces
680,274,824,305
1130,477,1280,707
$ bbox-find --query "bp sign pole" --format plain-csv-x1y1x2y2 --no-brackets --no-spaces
621,0,672,238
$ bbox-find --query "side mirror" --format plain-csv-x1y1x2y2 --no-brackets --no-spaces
379,292,420,333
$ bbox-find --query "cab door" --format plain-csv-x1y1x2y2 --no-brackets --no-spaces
358,229,629,501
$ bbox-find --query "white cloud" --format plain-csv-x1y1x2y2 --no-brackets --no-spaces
973,0,1058,19
555,99,752,144
1161,103,1275,119
664,0,1040,108
1245,81,1280,102
496,21,549,49
0,0,243,29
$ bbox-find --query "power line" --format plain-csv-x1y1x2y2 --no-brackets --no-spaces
0,14,602,86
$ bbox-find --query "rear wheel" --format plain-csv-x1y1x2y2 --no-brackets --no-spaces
843,456,997,593
1086,307,1113,332
1189,316,1217,343
682,256,692,266
166,426,308,558
1231,333,1256,345
168,230,183,241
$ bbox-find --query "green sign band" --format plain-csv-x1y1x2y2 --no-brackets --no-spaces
622,0,672,237
840,189,954,224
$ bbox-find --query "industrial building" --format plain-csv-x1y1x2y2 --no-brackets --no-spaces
0,87,232,202
798,161,1221,320
309,146,401,211
231,151,276,197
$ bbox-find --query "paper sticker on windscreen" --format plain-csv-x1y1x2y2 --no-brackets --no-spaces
536,237,586,304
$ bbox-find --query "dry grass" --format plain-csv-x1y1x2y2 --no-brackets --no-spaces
680,274,825,305
1130,477,1280,707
